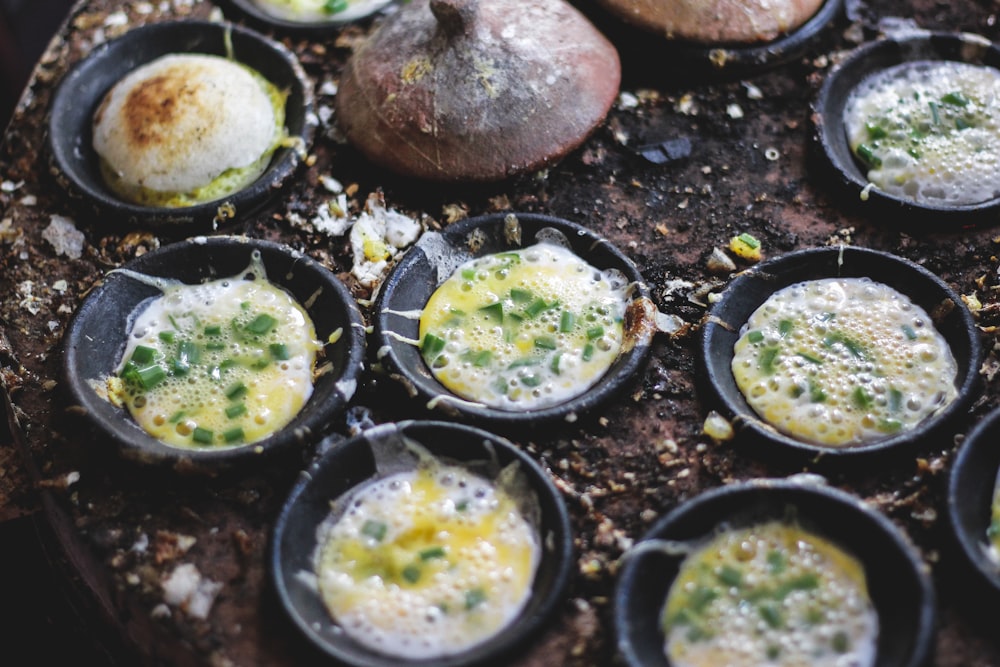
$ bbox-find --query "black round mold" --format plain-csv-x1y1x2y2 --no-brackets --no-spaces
813,30,1000,225
614,478,936,667
47,19,316,233
947,406,1000,602
700,246,981,464
62,235,366,473
217,0,396,34
269,419,574,667
372,212,656,431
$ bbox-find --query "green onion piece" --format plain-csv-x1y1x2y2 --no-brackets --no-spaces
560,311,576,333
823,332,865,359
908,147,922,159
361,520,387,542
192,427,214,445
510,288,533,303
177,340,201,365
246,314,278,335
419,546,446,561
866,122,888,140
522,374,542,387
269,343,290,360
324,0,349,14
168,314,181,330
767,645,782,660
240,301,251,311
205,342,225,351
582,343,595,362
956,117,973,130
716,566,742,587
508,358,539,369
225,403,247,419
251,358,270,370
402,565,421,584
465,588,487,610
688,586,718,612
878,418,903,433
455,500,469,512
832,631,851,654
852,386,873,409
736,232,760,249
889,387,904,413
819,312,836,322
461,268,477,281
759,347,779,374
856,143,882,168
902,324,918,340
778,319,793,337
421,332,446,357
941,91,970,107
220,359,237,372
766,550,786,574
478,302,504,322
586,326,604,340
550,352,562,375
797,352,823,364
204,325,222,336
131,345,156,365
758,601,784,628
158,331,175,344
524,298,549,318
534,336,557,350
809,379,827,403
929,100,941,125
223,427,244,443
137,365,166,389
463,349,491,367
226,382,248,400
747,330,765,344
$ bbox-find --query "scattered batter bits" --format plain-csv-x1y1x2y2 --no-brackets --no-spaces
731,277,958,447
662,520,878,667
843,60,1000,206
417,242,630,410
314,456,541,659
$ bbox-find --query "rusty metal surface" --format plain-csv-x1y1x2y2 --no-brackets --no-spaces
2,0,1000,664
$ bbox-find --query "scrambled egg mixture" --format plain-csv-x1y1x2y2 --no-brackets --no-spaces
843,60,1000,206
315,458,540,658
418,242,630,410
662,521,878,667
112,265,319,449
732,277,957,447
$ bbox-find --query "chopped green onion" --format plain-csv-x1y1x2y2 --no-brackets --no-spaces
550,353,562,375
759,347,779,374
878,418,903,433
177,340,201,365
204,325,222,336
796,352,823,364
560,311,576,333
246,314,278,335
586,326,604,340
929,100,941,125
809,380,826,404
205,342,225,351
758,601,783,629
856,143,882,167
901,324,918,340
192,427,214,444
223,427,244,443
251,358,270,370
510,288,533,302
402,565,421,584
455,500,469,512
131,345,156,365
956,117,973,130
361,520,387,542
524,298,549,318
465,588,487,610
508,358,539,369
852,386,873,409
421,333,446,357
462,349,492,367
889,387,903,413
226,382,248,400
158,331,175,344
534,336,557,350
225,404,247,419
269,343,290,360
716,566,742,587
522,374,542,387
582,343,595,362
419,546,446,560
324,0,348,13
747,330,765,344
778,319,793,337
866,122,888,140
766,551,786,574
168,411,186,423
941,91,970,107
736,232,760,249
137,365,166,389
478,302,504,322
461,268,477,281
832,631,851,654
688,586,718,612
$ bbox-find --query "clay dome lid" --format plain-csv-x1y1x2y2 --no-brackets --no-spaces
594,0,825,44
335,0,621,182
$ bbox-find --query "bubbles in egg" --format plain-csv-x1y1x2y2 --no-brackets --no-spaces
731,277,958,447
417,242,630,410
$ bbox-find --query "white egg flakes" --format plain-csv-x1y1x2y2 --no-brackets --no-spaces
843,60,1000,206
662,521,878,667
315,460,541,659
417,242,630,410
115,260,319,449
731,277,958,447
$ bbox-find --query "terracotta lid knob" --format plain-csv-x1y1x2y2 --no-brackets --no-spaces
336,0,621,183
